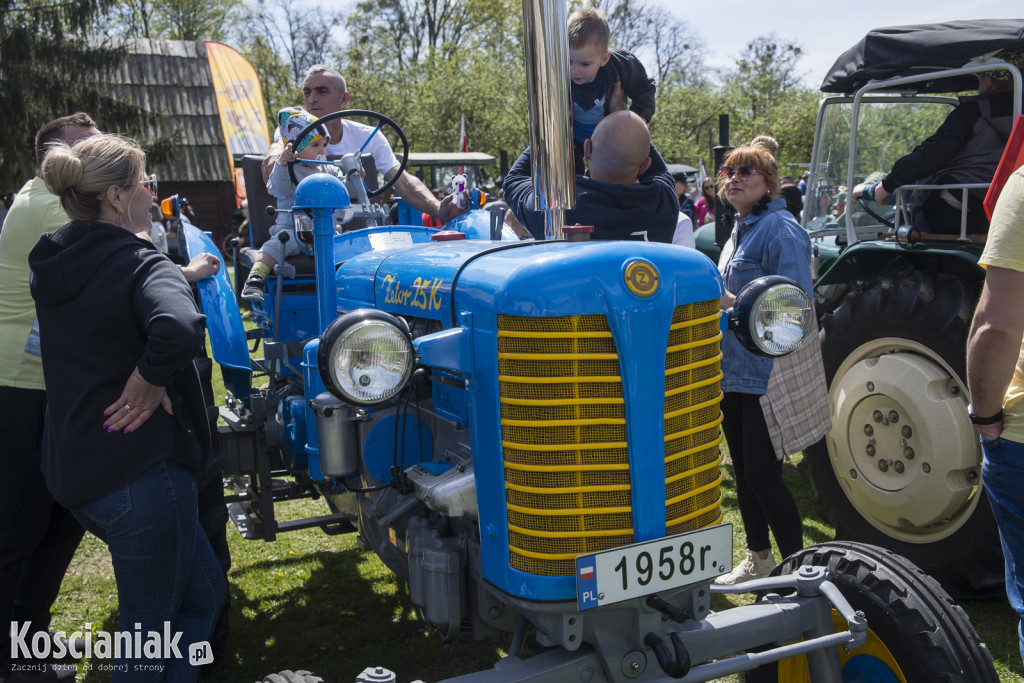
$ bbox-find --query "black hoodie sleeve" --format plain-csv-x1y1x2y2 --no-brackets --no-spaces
607,50,657,122
132,255,207,386
638,144,679,243
881,98,981,192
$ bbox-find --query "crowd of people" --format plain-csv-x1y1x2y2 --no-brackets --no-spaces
2,9,1024,680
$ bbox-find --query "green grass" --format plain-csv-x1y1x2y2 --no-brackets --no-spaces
49,451,1024,682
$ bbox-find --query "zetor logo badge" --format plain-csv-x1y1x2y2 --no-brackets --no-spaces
623,260,659,297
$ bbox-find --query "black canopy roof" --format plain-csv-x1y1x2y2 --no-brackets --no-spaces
821,19,1024,94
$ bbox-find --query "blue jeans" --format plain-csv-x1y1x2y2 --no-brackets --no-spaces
982,436,1024,666
72,460,226,682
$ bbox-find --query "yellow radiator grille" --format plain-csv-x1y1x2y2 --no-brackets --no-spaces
664,301,725,536
498,302,724,577
499,313,631,576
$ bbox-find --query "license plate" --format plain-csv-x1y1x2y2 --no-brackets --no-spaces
576,524,733,610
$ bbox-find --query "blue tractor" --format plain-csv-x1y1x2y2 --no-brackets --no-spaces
177,7,999,682
179,130,996,683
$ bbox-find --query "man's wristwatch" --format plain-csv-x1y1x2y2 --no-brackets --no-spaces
968,404,1004,425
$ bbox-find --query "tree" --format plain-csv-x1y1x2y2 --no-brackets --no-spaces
649,81,724,167
342,0,506,70
720,34,817,167
646,7,705,87
150,0,242,41
98,0,242,41
249,0,341,83
0,0,154,194
336,0,528,175
724,34,806,122
105,0,156,38
590,0,707,86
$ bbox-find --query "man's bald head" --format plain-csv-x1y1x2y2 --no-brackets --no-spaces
585,111,652,185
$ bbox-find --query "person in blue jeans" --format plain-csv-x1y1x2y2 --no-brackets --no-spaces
967,165,1024,665
28,133,225,681
712,135,813,586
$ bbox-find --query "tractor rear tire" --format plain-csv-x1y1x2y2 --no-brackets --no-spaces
805,271,1002,598
754,541,998,683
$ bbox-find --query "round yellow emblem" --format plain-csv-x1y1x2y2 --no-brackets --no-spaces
623,260,659,297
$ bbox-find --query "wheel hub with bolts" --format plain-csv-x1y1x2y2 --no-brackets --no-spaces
828,339,981,536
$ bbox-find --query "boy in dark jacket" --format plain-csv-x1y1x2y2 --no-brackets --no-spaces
568,8,657,174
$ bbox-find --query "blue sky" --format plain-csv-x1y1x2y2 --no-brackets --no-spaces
660,0,1023,88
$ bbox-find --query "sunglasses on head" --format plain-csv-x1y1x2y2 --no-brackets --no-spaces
718,165,761,180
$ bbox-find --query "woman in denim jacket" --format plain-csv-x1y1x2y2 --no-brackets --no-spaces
712,136,814,586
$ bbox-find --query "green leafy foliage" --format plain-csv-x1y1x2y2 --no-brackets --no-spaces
0,0,155,193
0,0,826,195
97,0,244,40
149,0,243,41
718,34,818,169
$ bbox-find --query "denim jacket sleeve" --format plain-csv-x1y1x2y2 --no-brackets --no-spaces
720,203,812,394
765,232,814,296
604,49,657,122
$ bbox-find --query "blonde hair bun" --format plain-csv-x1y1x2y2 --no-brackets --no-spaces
750,135,779,158
40,144,85,198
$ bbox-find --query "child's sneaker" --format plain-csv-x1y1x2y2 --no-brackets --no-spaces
241,274,266,303
714,550,778,585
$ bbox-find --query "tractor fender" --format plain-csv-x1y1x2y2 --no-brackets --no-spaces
814,240,985,313
181,222,252,394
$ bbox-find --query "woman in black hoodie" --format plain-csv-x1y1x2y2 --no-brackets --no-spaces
29,134,225,682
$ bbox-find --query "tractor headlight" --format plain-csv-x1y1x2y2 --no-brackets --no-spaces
730,276,813,357
318,310,414,405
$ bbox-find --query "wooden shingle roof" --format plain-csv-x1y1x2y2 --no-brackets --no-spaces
98,38,233,182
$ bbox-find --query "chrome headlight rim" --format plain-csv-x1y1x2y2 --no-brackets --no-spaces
317,309,415,406
731,275,812,358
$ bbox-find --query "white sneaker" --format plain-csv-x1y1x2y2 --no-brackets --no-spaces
714,550,778,585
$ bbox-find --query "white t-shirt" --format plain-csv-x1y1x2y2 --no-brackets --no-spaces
275,118,400,177
672,211,695,249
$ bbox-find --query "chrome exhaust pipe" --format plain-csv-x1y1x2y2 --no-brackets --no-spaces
521,0,575,239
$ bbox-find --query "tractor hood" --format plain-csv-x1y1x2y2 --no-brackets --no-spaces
335,239,723,326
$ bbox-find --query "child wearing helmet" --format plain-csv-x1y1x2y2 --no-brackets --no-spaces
242,107,340,302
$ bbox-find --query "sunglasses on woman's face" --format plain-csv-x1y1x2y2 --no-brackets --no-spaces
718,165,761,181
141,174,158,196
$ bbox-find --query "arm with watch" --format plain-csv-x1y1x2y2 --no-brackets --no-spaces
967,265,1024,440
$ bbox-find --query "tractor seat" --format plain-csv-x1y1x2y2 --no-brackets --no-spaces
237,152,382,281
238,154,317,278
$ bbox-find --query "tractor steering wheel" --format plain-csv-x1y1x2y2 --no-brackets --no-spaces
289,109,410,199
857,197,895,229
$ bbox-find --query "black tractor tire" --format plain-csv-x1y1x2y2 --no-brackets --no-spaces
752,541,998,683
259,670,324,683
805,271,1003,598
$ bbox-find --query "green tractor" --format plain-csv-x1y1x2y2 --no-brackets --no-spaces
698,20,1023,597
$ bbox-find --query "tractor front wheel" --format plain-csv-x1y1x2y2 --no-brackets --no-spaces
765,541,998,682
